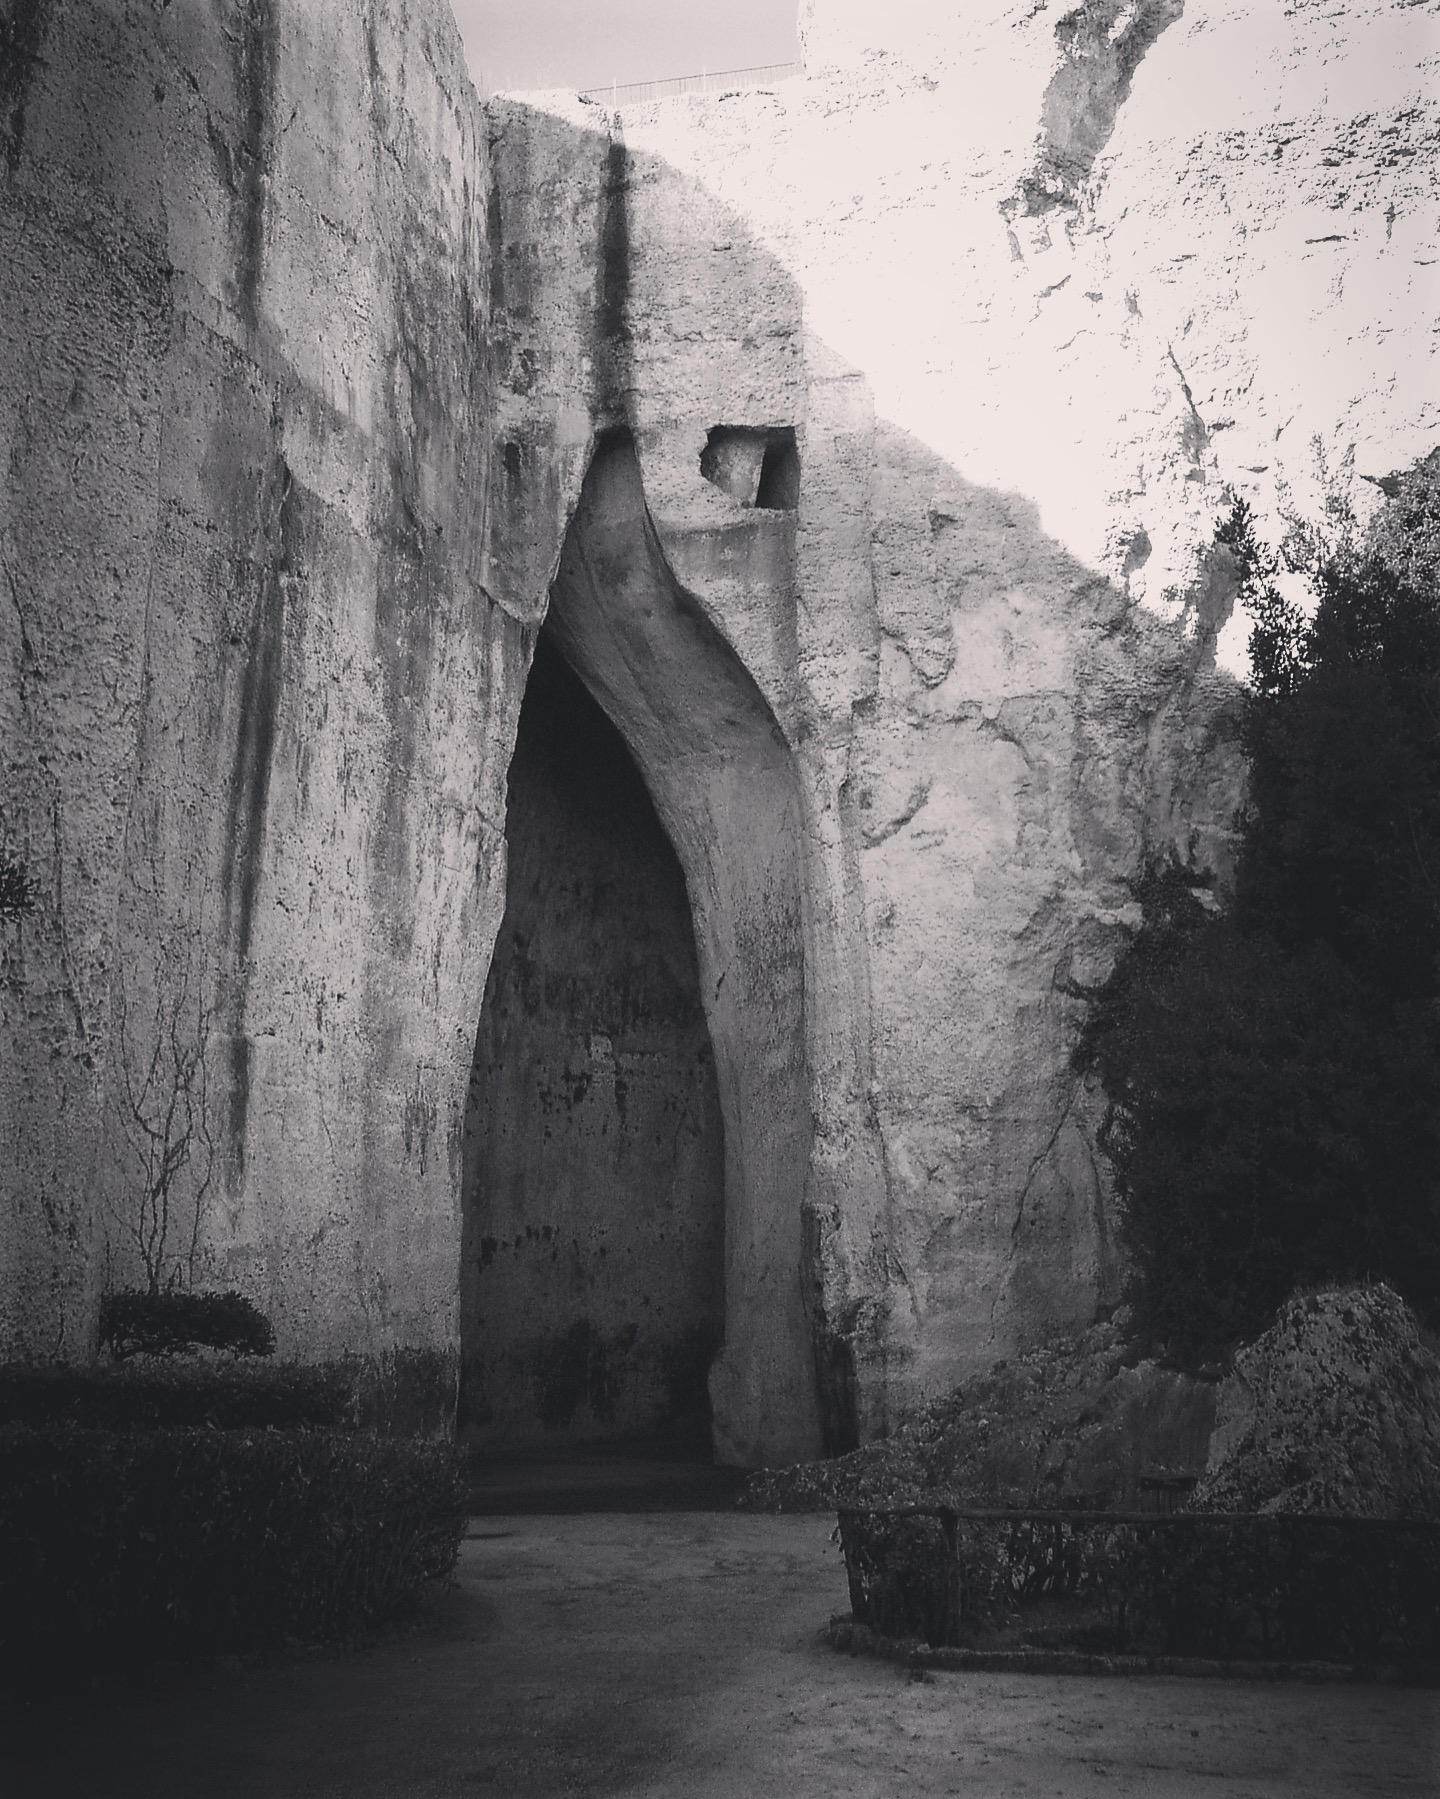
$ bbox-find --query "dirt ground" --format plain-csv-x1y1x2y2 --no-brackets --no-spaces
4,1512,1436,1797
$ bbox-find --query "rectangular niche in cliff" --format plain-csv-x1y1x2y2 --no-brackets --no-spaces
700,425,799,510
459,629,726,1454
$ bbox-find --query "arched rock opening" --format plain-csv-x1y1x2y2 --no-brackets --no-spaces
464,429,822,1467
460,631,726,1452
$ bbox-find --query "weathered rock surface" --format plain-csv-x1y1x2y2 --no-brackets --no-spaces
742,1310,1217,1511
554,0,1435,1440
1,0,1433,1460
1193,1285,1440,1518
0,0,536,1411
786,0,1439,644
747,1284,1440,1517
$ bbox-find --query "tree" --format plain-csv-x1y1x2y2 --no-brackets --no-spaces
1079,457,1440,1364
108,957,218,1298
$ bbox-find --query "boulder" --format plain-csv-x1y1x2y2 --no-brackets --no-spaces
745,1311,1216,1511
1193,1284,1440,1518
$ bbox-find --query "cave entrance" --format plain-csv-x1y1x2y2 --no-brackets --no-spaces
462,429,823,1467
460,629,726,1454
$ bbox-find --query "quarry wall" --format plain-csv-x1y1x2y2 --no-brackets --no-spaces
0,0,1433,1459
0,0,539,1412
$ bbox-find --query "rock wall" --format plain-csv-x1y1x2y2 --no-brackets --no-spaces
1,0,1432,1461
786,0,1439,624
498,0,1435,1441
0,0,541,1410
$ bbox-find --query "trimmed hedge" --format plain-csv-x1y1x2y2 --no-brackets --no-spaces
99,1290,276,1360
0,1360,356,1430
0,1424,467,1672
838,1507,1440,1663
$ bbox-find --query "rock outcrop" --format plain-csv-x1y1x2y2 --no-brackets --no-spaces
1,0,1433,1460
741,1310,1218,1511
1193,1285,1440,1518
747,1284,1440,1517
0,0,531,1416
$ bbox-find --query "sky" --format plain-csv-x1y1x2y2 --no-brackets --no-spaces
450,0,800,96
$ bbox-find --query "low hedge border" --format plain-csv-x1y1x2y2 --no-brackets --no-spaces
0,1360,357,1430
837,1505,1440,1665
0,1424,467,1672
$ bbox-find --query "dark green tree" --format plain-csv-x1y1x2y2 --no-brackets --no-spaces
1079,456,1440,1364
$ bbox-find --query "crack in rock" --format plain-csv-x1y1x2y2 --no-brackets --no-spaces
1011,0,1186,217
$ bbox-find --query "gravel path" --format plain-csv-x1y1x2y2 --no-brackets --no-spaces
5,1513,1436,1796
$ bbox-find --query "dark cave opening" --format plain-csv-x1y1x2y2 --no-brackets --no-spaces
699,424,799,510
755,432,800,510
459,629,726,1453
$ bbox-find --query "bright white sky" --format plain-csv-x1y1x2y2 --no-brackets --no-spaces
450,0,799,95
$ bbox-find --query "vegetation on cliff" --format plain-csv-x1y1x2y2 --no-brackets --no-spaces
1080,453,1440,1364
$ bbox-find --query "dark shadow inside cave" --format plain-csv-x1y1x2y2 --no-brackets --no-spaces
755,430,799,510
459,629,726,1454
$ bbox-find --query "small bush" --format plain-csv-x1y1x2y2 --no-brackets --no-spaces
0,1424,467,1674
838,1512,962,1646
99,1289,276,1360
0,1359,355,1430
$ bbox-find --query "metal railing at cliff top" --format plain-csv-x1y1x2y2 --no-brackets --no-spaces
578,61,801,109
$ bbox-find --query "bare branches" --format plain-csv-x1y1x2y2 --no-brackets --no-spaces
109,950,217,1297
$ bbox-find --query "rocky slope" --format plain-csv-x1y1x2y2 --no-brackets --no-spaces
1194,1285,1440,1518
741,1310,1217,1511
744,1284,1440,1519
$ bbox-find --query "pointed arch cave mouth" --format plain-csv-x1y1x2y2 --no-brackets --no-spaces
458,626,727,1455
460,430,821,1466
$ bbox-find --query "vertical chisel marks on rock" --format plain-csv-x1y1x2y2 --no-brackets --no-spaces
1017,0,1184,215
372,478,438,958
0,0,50,177
222,0,279,332
802,1201,864,1456
221,431,296,1163
594,138,632,422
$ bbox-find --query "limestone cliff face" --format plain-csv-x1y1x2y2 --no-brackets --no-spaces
501,0,1434,1440
790,0,1438,621
0,0,534,1395
0,0,1432,1461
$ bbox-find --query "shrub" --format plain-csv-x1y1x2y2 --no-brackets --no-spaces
1078,461,1440,1363
0,1359,355,1430
0,1424,467,1674
99,1288,276,1360
838,1507,1440,1662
